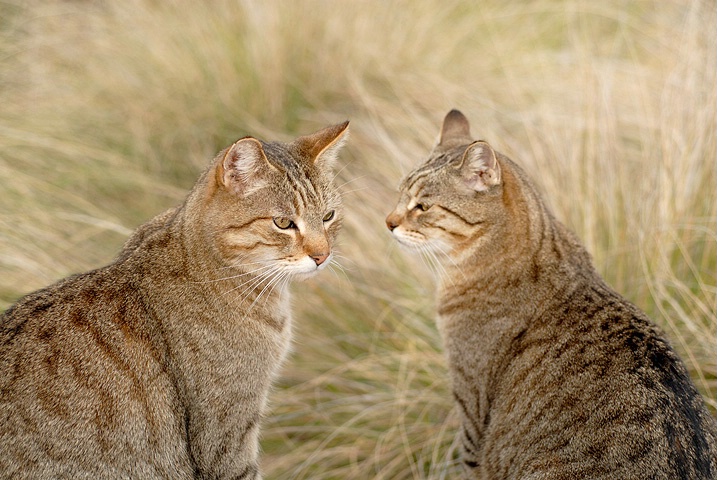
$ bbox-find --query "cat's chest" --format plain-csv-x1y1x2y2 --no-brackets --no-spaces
435,289,509,343
230,299,292,351
168,288,294,378
435,287,530,383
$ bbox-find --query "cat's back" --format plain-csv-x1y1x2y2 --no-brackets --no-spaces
1,220,171,359
484,274,717,479
0,229,191,478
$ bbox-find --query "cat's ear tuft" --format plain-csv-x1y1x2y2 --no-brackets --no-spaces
459,141,501,192
293,121,350,169
218,137,274,195
439,109,472,146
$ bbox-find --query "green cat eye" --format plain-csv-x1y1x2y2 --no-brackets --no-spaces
273,217,295,229
323,210,335,222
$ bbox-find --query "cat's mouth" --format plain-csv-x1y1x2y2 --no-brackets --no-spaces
391,229,427,249
280,254,333,280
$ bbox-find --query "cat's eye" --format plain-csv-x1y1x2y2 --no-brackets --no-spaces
273,217,295,229
323,210,335,222
414,203,430,212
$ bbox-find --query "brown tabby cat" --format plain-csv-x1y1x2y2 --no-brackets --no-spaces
386,110,717,479
0,121,349,479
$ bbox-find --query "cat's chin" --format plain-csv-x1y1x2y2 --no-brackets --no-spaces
288,267,327,282
392,232,453,259
394,238,422,250
291,271,321,282
391,230,428,250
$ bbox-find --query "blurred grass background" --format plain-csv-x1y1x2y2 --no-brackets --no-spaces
1,0,714,478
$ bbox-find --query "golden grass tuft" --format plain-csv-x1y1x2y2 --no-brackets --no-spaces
1,0,715,477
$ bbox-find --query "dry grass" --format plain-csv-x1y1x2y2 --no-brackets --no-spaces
1,0,715,478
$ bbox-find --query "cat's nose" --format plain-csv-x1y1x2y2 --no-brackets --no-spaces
310,253,329,266
385,213,400,231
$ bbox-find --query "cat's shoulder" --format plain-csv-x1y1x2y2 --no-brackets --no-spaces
0,269,104,350
116,206,180,261
2,205,184,340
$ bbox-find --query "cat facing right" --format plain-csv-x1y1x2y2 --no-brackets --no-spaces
386,109,717,479
1,121,349,479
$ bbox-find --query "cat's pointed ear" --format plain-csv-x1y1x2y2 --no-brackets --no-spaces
218,137,275,195
293,121,350,169
439,109,472,146
459,141,502,192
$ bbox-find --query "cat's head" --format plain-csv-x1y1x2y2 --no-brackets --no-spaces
198,121,349,279
386,110,504,261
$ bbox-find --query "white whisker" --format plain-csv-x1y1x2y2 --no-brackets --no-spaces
270,271,292,300
197,263,276,284
327,265,340,280
327,259,351,284
416,245,436,277
339,186,371,196
274,273,293,303
329,260,347,275
330,160,354,183
247,269,288,312
425,246,449,280
335,174,367,191
329,253,356,272
218,260,267,271
431,242,466,282
225,265,281,301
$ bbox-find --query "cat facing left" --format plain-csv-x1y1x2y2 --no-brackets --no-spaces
0,121,349,479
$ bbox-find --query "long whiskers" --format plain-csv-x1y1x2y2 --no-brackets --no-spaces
330,160,353,183
327,255,351,284
195,263,276,284
217,260,267,271
418,244,447,281
224,265,282,300
429,242,466,283
337,175,369,196
248,269,291,311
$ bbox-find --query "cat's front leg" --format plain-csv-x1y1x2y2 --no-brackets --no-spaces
186,408,264,480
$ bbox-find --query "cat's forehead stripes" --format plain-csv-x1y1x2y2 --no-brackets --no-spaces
400,163,435,192
400,152,457,192
260,141,333,215
261,141,307,179
288,177,308,212
289,176,321,214
291,170,331,215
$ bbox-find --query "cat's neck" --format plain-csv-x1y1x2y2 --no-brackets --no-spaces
118,201,290,327
439,159,588,317
435,158,601,424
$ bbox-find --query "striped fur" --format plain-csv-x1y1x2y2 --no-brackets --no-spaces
0,121,348,478
387,110,717,479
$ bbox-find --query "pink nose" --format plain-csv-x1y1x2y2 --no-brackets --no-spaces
310,253,329,266
386,212,400,231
